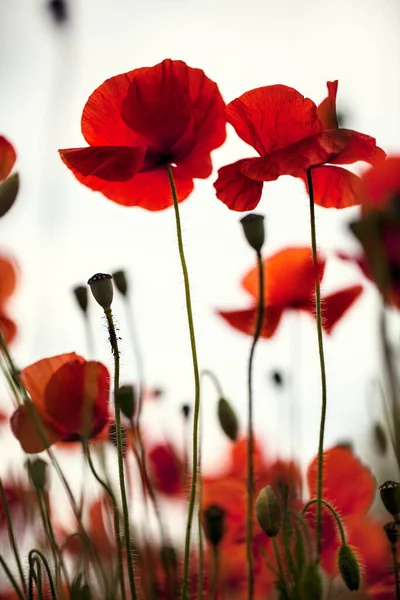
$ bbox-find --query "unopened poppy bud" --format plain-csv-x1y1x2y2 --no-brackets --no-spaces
384,521,400,545
217,397,238,442
299,563,323,600
203,504,225,547
373,422,387,455
181,404,191,419
116,385,136,420
338,544,360,591
73,285,88,314
255,485,281,537
379,480,400,519
87,273,113,309
270,370,284,386
26,458,48,492
160,545,178,572
112,270,129,297
240,213,265,253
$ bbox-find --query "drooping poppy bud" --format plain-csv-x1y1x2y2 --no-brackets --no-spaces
47,0,68,24
255,485,281,537
181,404,191,419
87,273,113,310
112,270,129,297
384,521,400,545
116,385,136,420
203,504,225,547
26,457,48,492
73,285,88,314
240,213,265,253
338,544,360,591
379,480,400,519
217,397,238,441
299,563,323,600
373,422,388,455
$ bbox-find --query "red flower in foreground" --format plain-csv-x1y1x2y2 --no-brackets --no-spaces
215,81,385,211
0,254,18,344
218,246,363,338
0,136,16,182
59,59,226,211
10,353,110,453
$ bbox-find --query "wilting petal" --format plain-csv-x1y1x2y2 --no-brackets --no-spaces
10,403,61,454
317,81,338,129
148,443,184,496
361,156,400,211
82,69,148,146
321,285,363,334
227,85,322,156
242,247,325,307
0,136,16,181
59,146,145,182
0,255,17,301
214,160,263,211
307,446,376,516
305,165,363,208
0,313,17,345
218,306,283,339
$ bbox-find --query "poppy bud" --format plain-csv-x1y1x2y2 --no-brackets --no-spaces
379,480,400,519
384,521,400,545
373,422,388,455
0,172,19,219
73,285,88,314
240,213,265,253
47,0,68,24
299,563,323,600
26,457,48,492
255,485,281,537
338,544,360,591
160,545,178,572
181,404,191,419
116,385,136,420
270,370,284,387
203,504,225,547
217,397,238,442
87,273,113,309
112,270,129,297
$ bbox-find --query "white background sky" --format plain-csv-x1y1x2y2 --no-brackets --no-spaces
1,0,400,478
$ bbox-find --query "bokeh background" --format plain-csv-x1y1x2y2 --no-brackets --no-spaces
1,0,400,475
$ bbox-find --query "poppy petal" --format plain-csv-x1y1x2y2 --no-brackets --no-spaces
217,306,283,339
0,255,17,301
307,446,376,516
147,443,184,497
0,136,16,181
81,69,148,146
0,313,17,345
59,146,145,182
305,165,363,208
321,284,363,334
214,159,263,211
317,81,339,130
360,156,400,211
10,404,61,454
227,85,322,157
328,130,386,166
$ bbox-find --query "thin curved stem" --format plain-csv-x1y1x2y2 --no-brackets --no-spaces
246,250,264,600
166,164,201,600
28,550,57,600
391,542,400,600
307,167,328,561
272,538,289,599
201,369,224,398
0,478,27,596
301,498,346,546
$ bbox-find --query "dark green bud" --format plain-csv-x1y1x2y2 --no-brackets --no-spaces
73,285,88,314
255,485,281,537
116,385,136,420
379,480,400,519
160,545,178,572
338,544,360,591
203,504,225,547
26,458,48,492
217,397,238,441
0,172,19,218
87,273,113,309
240,213,265,253
373,422,387,455
112,270,129,297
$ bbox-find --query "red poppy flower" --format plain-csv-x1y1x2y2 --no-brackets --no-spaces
10,353,110,453
218,246,363,339
0,254,18,344
147,442,186,497
215,81,385,211
0,136,16,182
59,59,226,211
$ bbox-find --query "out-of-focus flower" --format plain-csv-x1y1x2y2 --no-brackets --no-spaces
218,246,362,338
59,59,226,211
0,137,16,182
10,353,110,453
0,477,37,541
215,81,385,211
147,442,186,497
0,255,18,344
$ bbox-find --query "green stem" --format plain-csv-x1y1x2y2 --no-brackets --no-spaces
391,542,400,600
197,414,204,600
0,478,27,596
104,307,137,600
306,167,328,561
271,538,289,600
246,250,264,600
0,556,25,600
301,498,346,546
210,546,220,600
201,369,224,398
166,164,201,600
28,550,57,600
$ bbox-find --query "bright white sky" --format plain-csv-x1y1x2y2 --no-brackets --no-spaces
1,0,400,477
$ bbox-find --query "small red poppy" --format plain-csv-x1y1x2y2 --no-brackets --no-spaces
215,81,385,211
10,353,110,453
147,442,185,497
218,247,363,338
59,59,226,211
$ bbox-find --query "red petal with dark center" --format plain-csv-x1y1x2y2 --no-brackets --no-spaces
0,136,16,181
217,306,283,339
305,165,362,208
59,146,145,182
214,159,263,211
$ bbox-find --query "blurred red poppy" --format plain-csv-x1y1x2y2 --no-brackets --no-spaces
0,254,18,344
147,442,185,497
218,246,363,338
215,81,385,211
10,353,110,453
59,59,226,211
0,136,16,182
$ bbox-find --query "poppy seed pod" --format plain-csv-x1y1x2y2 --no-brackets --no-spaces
116,385,136,420
112,270,129,297
87,273,113,309
299,563,323,600
217,397,238,441
379,480,400,519
203,504,225,547
240,213,265,253
255,485,281,537
384,521,400,545
73,285,88,314
26,457,48,493
338,544,360,591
